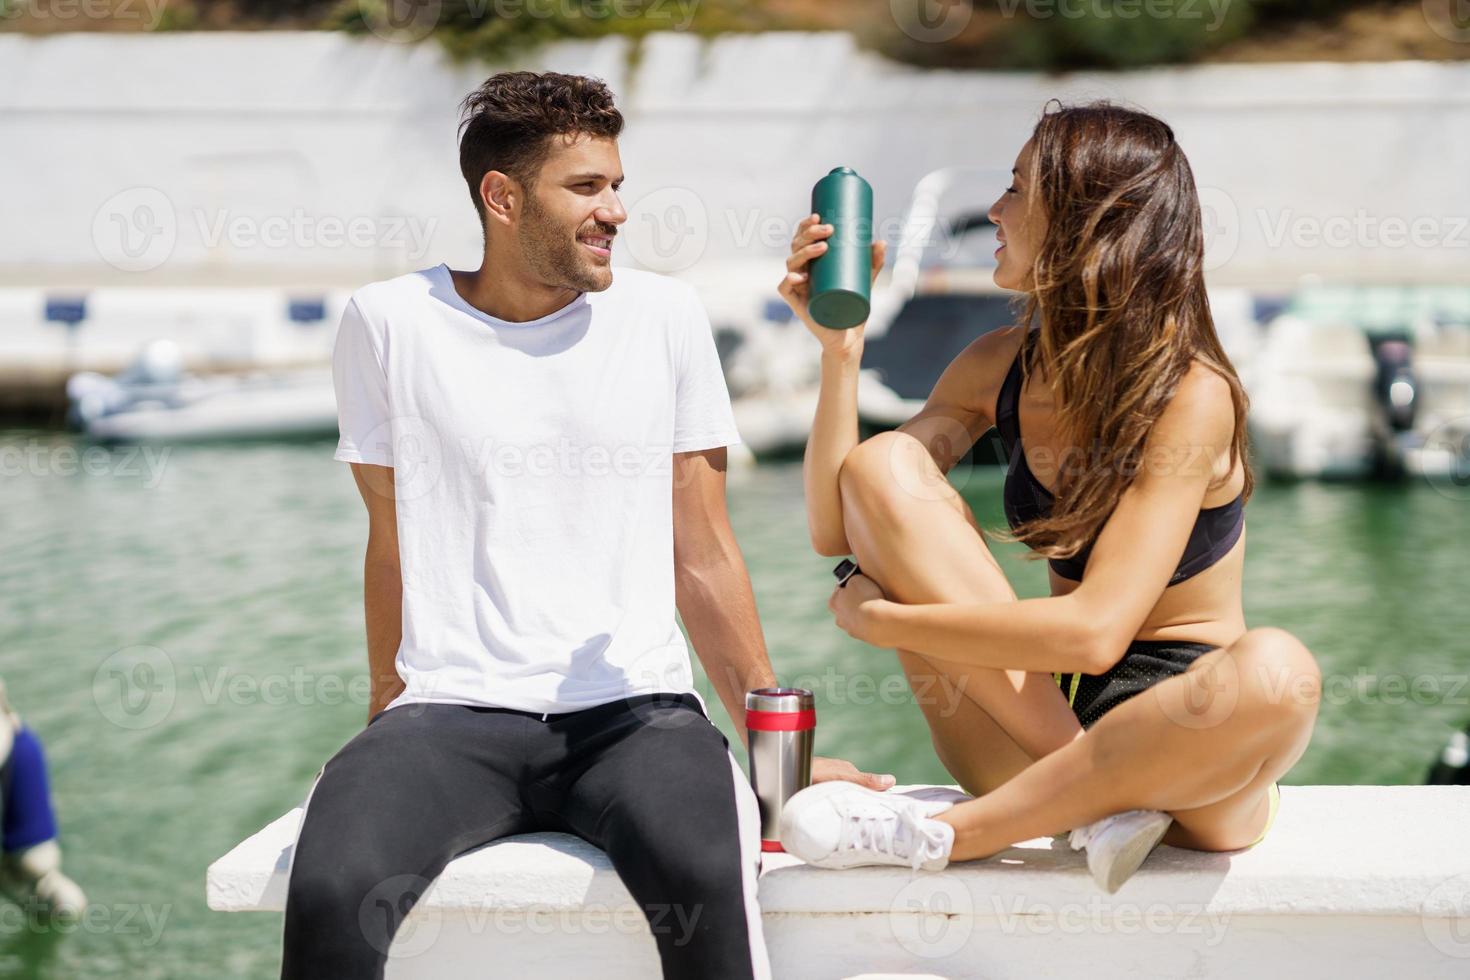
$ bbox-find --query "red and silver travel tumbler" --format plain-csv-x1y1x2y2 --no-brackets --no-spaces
745,687,815,853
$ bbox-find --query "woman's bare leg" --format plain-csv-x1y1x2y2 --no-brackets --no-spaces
937,626,1321,858
837,430,1083,791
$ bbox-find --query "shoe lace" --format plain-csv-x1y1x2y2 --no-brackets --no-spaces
838,800,948,872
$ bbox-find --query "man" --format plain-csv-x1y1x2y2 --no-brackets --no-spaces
281,71,889,979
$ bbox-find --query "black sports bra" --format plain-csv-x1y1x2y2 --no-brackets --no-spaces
993,336,1244,584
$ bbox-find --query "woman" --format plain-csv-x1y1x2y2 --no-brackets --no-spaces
776,102,1321,893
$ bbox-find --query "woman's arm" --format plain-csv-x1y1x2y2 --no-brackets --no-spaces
804,347,864,556
778,215,886,556
804,328,998,555
862,590,1104,674
834,363,1237,673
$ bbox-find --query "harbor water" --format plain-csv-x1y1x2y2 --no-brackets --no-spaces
1,431,1468,977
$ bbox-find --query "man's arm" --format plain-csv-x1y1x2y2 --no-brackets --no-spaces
349,462,405,723
672,448,775,751
672,448,893,789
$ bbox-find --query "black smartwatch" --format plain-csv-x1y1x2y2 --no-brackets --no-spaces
832,558,861,587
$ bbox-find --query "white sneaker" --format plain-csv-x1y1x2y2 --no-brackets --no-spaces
779,782,956,872
1068,809,1173,894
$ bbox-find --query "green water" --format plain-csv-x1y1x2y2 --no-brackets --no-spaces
1,430,1467,978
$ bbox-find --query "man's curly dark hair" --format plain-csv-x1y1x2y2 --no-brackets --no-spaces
457,71,624,224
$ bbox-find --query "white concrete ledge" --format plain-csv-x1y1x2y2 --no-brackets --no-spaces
208,785,1470,979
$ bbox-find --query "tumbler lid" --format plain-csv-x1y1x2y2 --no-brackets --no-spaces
745,687,815,712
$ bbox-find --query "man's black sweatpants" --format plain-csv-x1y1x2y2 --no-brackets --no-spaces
279,692,769,979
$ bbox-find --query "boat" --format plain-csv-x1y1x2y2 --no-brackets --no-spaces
65,339,338,443
856,166,1015,435
1246,285,1470,480
713,295,825,459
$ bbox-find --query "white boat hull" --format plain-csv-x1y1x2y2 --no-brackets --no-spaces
78,368,338,444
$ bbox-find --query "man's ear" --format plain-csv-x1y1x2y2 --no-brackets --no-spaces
479,170,519,229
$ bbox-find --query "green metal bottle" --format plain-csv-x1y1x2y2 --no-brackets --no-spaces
807,166,873,330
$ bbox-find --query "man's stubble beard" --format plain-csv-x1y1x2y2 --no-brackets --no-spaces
519,190,613,294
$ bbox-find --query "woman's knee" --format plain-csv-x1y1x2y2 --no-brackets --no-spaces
1167,785,1276,852
1231,627,1322,725
841,431,910,492
839,431,955,521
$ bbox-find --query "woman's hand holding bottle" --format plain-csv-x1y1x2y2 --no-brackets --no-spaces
777,213,886,360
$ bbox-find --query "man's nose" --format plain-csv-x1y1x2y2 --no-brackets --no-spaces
597,192,627,227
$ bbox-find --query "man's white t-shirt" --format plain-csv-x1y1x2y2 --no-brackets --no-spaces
331,262,742,715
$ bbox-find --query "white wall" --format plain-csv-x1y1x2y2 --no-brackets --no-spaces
5,31,1468,290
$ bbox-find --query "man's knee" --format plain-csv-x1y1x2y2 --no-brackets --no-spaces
285,859,353,923
287,840,384,917
624,844,745,949
599,778,750,898
287,850,437,950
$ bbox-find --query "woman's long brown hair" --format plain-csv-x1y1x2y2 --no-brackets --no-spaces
1001,100,1254,563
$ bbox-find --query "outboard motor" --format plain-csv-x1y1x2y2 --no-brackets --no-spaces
64,338,188,433
1367,335,1418,477
1370,336,1418,433
1427,724,1470,785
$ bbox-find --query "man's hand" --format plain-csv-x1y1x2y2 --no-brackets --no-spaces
367,674,405,726
812,755,896,791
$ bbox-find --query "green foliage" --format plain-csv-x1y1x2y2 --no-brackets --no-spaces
992,0,1257,71
325,0,769,63
153,4,201,29
156,0,1417,71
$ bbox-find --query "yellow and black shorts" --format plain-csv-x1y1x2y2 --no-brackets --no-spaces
1053,637,1217,730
